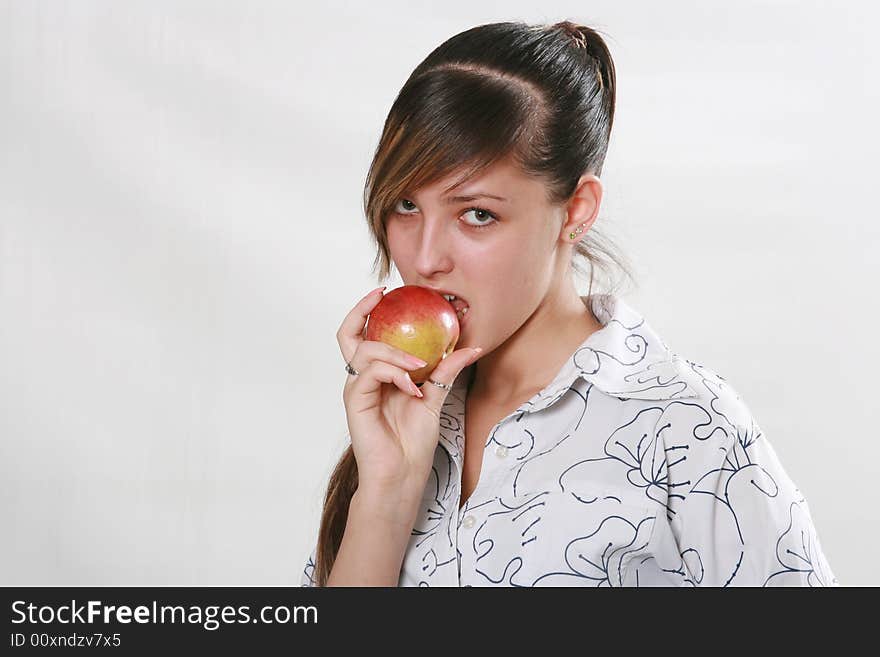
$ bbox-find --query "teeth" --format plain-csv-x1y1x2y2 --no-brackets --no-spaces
443,293,457,302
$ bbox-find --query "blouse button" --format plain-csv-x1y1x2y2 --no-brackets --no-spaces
494,445,508,458
462,515,476,529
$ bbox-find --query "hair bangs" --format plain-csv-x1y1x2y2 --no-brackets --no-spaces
371,68,533,222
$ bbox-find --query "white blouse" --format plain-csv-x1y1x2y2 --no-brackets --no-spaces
301,293,838,586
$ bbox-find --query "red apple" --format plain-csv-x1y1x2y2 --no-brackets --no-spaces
365,285,460,384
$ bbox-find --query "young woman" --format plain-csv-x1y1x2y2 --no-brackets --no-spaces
300,20,837,587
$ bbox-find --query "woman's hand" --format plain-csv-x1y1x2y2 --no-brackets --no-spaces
337,287,481,495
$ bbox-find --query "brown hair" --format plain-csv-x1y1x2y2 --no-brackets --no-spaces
311,20,635,586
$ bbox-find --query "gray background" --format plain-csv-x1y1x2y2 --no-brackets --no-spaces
2,0,877,585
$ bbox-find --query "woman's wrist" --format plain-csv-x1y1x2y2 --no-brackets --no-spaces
351,479,426,532
326,485,424,587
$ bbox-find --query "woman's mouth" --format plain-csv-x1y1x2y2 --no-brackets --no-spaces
441,293,470,325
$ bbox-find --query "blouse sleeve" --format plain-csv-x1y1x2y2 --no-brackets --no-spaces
300,545,318,587
638,388,838,587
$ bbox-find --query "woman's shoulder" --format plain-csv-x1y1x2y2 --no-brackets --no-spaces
576,293,764,445
656,352,762,454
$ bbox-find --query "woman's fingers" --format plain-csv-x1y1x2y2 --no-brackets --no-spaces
346,361,424,413
344,343,428,398
336,287,386,362
369,341,428,371
345,340,429,375
419,347,483,415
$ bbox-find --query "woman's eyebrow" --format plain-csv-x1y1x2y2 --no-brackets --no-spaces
443,192,508,204
402,190,509,204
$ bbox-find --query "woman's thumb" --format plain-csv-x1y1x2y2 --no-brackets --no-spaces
419,347,482,411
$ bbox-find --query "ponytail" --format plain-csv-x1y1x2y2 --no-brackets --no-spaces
312,444,358,586
553,20,617,134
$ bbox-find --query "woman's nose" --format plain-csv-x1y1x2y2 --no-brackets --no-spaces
411,217,453,277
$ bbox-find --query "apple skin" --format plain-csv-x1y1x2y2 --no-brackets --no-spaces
365,285,460,384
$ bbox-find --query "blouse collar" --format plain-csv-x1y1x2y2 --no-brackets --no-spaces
438,293,702,461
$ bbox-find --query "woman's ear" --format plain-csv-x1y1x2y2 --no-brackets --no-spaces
561,174,603,240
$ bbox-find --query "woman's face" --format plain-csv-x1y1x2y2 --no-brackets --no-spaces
385,157,570,353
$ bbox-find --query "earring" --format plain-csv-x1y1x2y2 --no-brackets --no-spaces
569,224,586,240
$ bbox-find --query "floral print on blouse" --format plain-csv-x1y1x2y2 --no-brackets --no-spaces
301,293,837,587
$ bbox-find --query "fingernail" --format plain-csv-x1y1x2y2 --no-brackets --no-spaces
468,347,483,363
366,286,387,298
407,355,428,367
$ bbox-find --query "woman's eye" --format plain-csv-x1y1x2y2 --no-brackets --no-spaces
460,207,498,230
392,199,499,231
395,199,417,213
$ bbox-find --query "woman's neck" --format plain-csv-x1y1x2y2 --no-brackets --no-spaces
467,287,602,406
